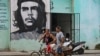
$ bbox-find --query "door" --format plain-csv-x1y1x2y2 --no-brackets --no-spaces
72,13,80,43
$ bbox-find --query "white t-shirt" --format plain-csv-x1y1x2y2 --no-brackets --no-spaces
56,31,64,45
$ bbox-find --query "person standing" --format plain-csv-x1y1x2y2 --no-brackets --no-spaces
55,26,65,56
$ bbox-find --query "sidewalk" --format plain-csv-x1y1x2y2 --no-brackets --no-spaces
0,52,30,56
84,50,100,54
0,50,100,56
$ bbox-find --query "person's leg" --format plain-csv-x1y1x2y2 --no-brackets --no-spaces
55,52,64,56
51,50,56,56
55,52,58,56
57,46,64,56
61,52,64,56
49,44,56,56
42,45,47,55
53,44,58,56
50,44,56,48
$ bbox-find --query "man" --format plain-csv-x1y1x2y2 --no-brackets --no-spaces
55,26,65,56
39,29,56,44
39,29,56,55
11,0,46,40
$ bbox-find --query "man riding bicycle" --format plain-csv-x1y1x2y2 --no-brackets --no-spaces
39,29,56,55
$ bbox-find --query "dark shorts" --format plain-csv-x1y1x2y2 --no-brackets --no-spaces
56,47,63,54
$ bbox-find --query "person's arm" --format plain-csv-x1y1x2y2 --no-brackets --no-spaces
60,32,65,47
50,34,56,44
39,33,46,42
60,36,65,46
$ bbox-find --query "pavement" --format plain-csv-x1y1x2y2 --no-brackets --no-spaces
0,52,30,56
85,50,100,54
0,50,99,56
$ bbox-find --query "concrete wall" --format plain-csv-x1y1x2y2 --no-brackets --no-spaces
10,0,50,51
0,0,10,51
74,0,100,49
10,0,72,51
1,0,100,51
10,13,50,51
51,0,72,13
0,0,73,51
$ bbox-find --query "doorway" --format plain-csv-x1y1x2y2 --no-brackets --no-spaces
51,13,80,42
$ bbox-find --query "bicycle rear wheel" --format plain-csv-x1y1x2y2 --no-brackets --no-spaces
45,53,54,56
30,52,40,56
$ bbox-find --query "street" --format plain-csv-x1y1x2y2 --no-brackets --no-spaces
40,53,100,56
0,50,100,56
72,54,100,56
13,53,100,56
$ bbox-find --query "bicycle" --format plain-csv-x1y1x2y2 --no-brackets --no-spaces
45,44,54,56
30,43,54,56
30,43,44,56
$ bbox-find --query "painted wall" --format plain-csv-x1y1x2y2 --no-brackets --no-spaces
51,0,72,13
10,0,50,51
74,0,100,49
1,0,100,51
0,0,10,51
10,13,50,51
10,0,72,51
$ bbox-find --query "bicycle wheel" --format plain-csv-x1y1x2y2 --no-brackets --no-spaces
44,53,54,56
30,52,40,56
45,53,50,56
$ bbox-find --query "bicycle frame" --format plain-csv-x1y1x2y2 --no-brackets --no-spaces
30,43,44,56
30,43,55,56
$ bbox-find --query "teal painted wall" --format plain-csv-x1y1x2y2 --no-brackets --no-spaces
1,0,100,51
74,0,100,49
51,0,72,13
0,0,10,50
10,0,72,51
10,39,45,51
0,0,46,52
10,0,49,51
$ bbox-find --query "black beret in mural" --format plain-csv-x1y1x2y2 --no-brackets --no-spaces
17,0,45,8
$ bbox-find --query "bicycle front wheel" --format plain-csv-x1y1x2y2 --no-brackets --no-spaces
30,52,40,56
